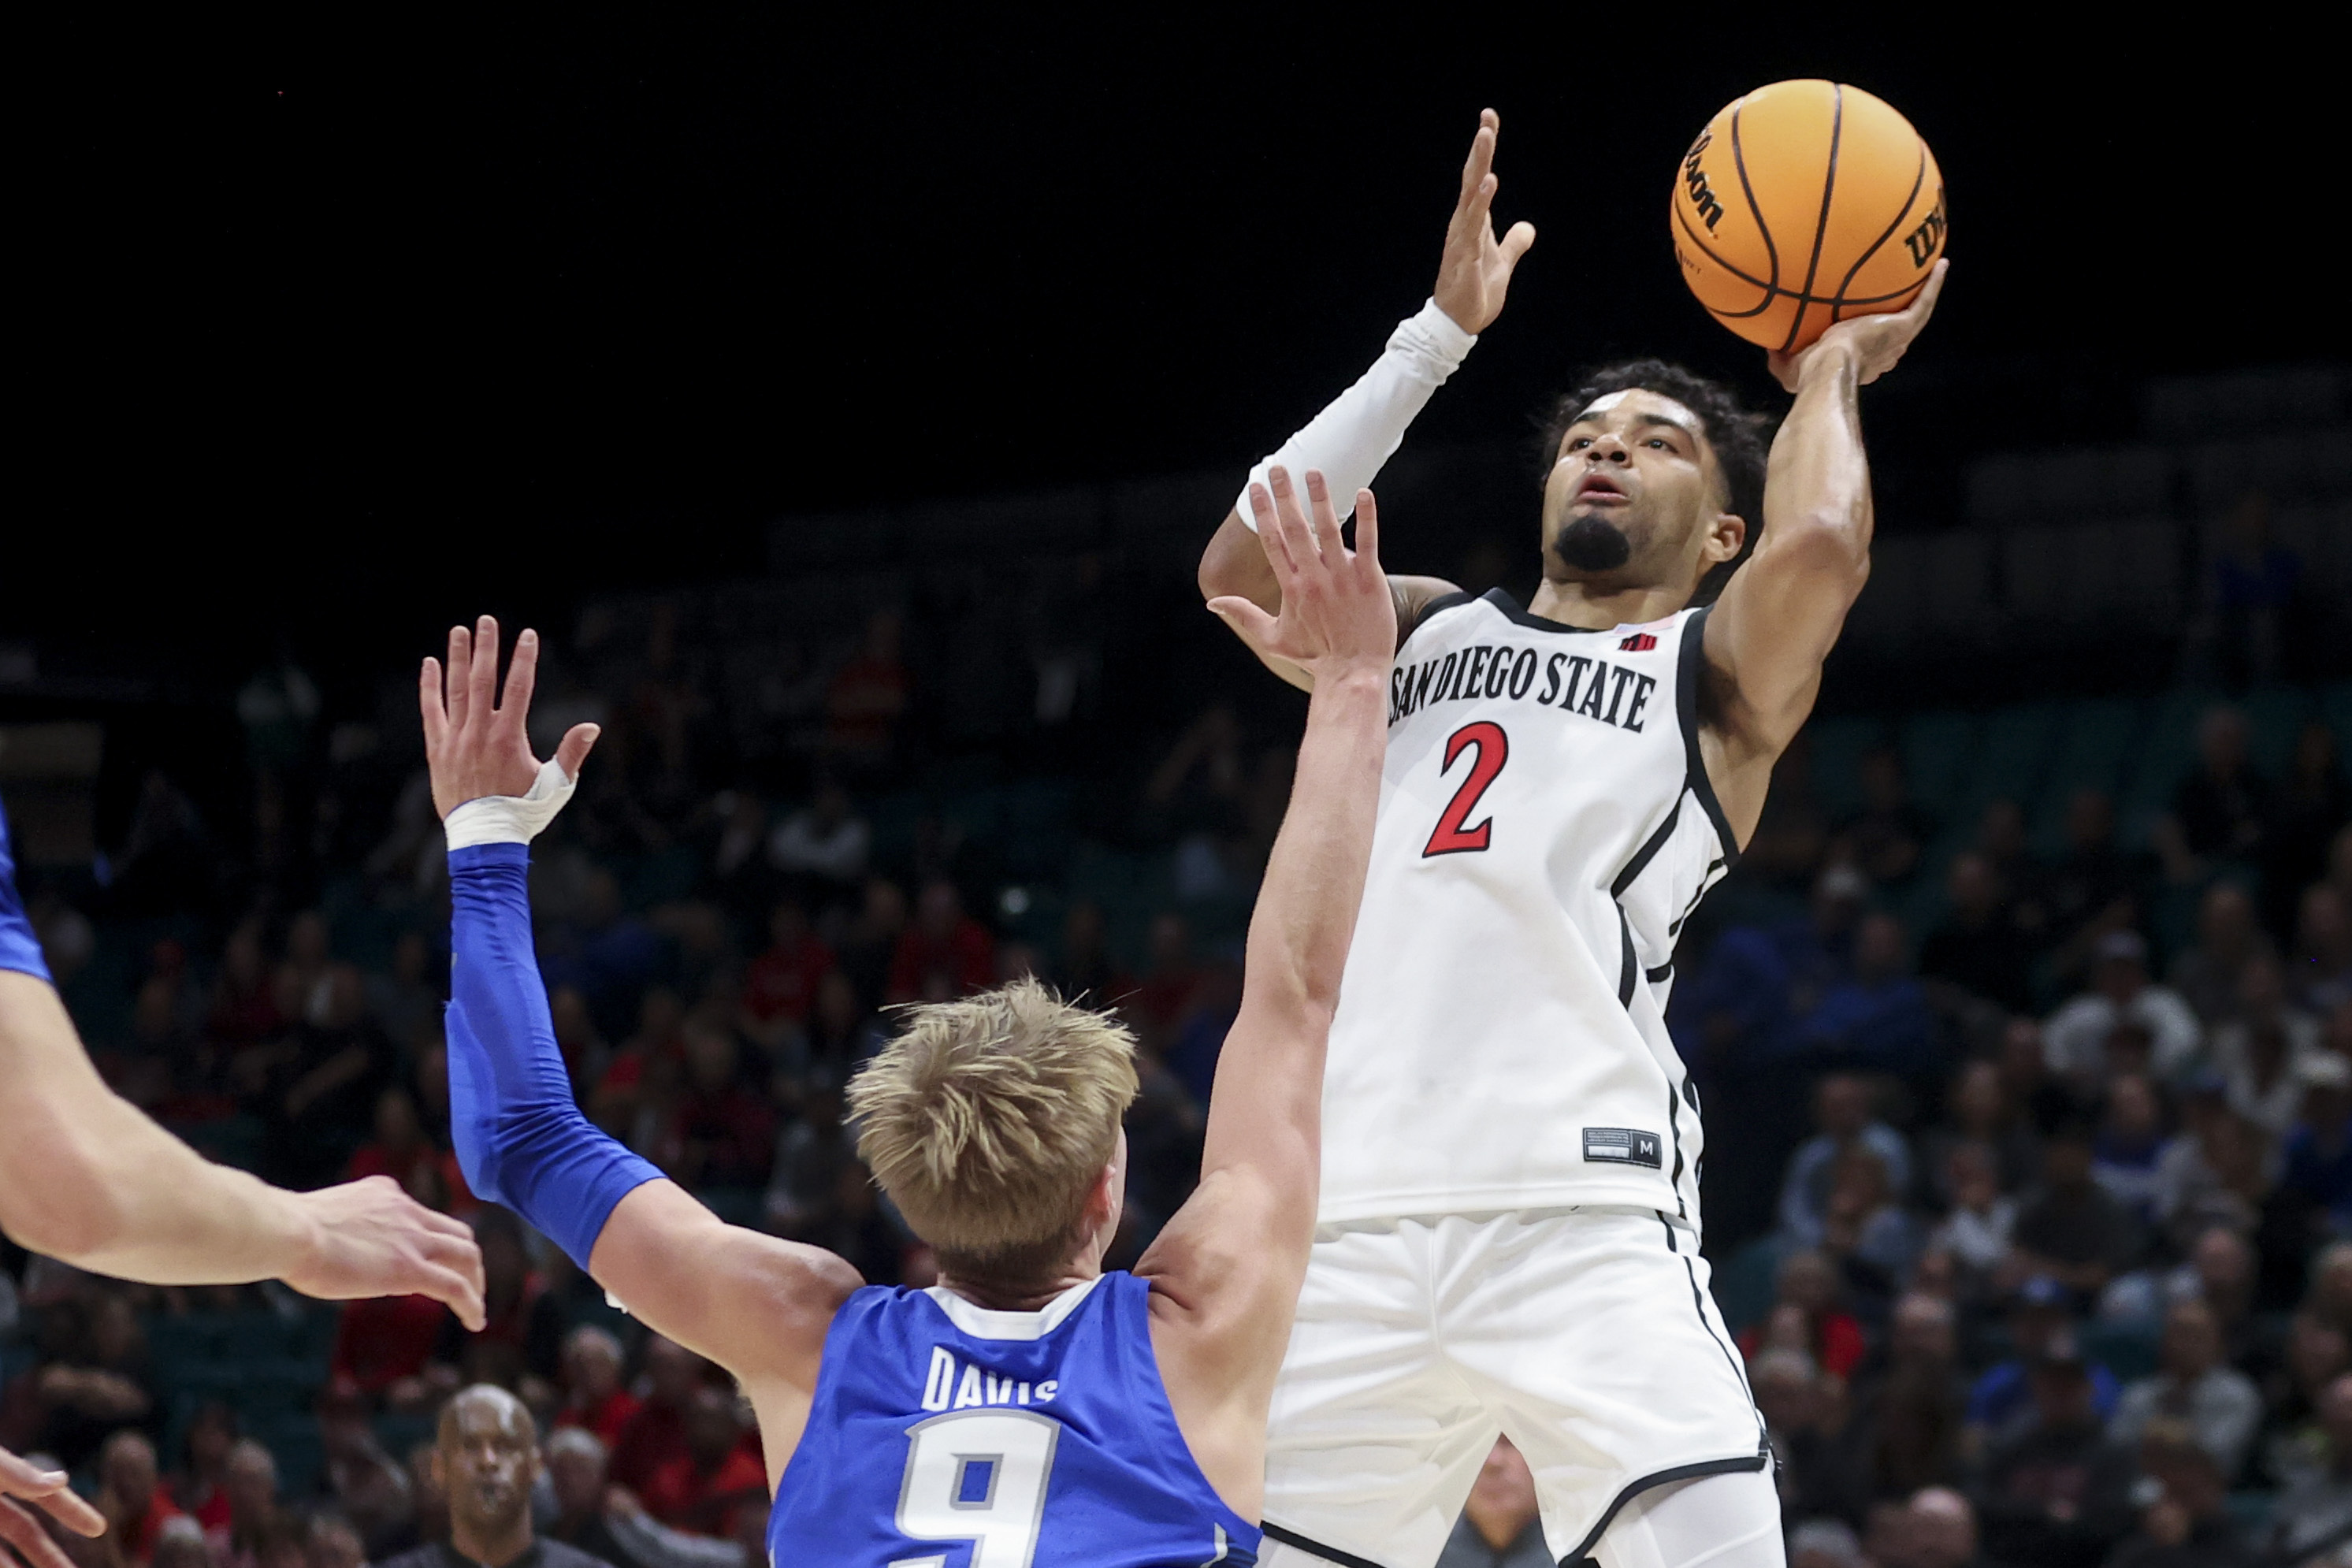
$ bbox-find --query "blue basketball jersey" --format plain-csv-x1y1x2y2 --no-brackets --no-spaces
0,796,51,982
769,1270,1259,1567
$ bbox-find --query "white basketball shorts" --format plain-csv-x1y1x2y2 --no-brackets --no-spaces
1258,1206,1774,1568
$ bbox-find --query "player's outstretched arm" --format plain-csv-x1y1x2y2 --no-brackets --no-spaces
1197,110,1533,688
0,820,486,1325
1145,466,1395,1512
1702,259,1949,838
424,619,858,1483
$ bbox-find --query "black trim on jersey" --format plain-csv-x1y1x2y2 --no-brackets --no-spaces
1663,1086,1689,1220
1666,857,1730,938
1609,796,1685,899
1474,587,1625,637
1661,1214,1766,1417
1555,1449,1772,1566
1645,960,1675,983
1262,1522,1391,1568
1675,607,1742,868
1393,589,1480,657
1615,905,1637,1009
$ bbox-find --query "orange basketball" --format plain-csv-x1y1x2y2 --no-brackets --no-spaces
1670,80,1946,353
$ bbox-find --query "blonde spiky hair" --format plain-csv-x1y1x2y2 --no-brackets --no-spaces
846,978,1139,1280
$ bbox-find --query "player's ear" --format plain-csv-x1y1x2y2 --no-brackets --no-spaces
1704,511,1747,567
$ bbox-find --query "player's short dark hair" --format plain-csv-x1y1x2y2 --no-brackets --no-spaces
1536,360,1776,604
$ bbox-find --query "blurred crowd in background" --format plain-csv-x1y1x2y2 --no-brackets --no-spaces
5,363,2351,1568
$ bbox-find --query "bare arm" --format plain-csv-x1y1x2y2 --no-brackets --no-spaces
1701,260,1948,838
1142,468,1396,1514
0,973,486,1321
421,619,858,1491
1198,110,1533,689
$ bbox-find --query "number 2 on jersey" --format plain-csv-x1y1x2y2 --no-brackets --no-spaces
1423,721,1508,856
892,1410,1061,1568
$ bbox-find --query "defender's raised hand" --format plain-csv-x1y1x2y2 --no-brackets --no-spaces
1433,109,1537,336
3,1444,104,1568
1770,257,1949,392
1209,467,1397,681
420,616,600,819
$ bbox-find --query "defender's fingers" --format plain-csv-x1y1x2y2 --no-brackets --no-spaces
1352,489,1382,573
444,626,474,731
500,628,542,722
2,1499,81,1568
466,615,500,730
413,1258,488,1333
1302,470,1346,567
555,723,601,782
419,658,449,752
32,1490,102,1540
1247,482,1300,580
1265,468,1318,587
1206,596,1282,652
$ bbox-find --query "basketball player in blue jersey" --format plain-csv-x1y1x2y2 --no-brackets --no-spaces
1196,112,1947,1568
422,472,1394,1566
2,797,486,1568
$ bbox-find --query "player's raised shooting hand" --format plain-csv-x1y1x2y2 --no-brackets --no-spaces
280,1175,490,1331
2,1444,106,1568
1209,467,1396,683
420,616,600,819
1770,257,1949,392
1432,109,1537,336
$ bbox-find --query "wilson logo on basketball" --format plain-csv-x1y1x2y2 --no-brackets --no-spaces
1618,633,1657,652
1902,188,1948,267
1681,133,1725,231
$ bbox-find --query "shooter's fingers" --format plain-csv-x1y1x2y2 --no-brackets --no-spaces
1907,257,1949,325
1458,109,1498,209
1499,219,1536,268
419,658,449,753
444,626,474,733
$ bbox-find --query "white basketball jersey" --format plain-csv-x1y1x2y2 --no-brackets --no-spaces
1317,589,1737,1228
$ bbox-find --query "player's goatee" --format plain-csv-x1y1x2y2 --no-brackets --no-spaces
1555,515,1632,572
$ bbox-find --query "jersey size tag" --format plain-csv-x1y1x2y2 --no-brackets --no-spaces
1582,1128,1663,1169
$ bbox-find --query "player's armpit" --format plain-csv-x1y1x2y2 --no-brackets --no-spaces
588,1179,860,1395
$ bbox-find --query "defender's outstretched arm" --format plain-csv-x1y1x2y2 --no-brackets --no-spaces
0,825,485,1321
1198,110,1533,688
425,619,858,1488
1702,260,1949,838
1142,467,1397,1513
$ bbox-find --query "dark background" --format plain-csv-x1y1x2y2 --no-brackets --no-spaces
17,14,2344,669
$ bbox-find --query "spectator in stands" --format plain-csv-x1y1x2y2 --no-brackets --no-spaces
1434,1436,1548,1566
347,1087,463,1206
1820,1145,1919,1304
215,1439,281,1568
2256,1312,2351,1489
2268,720,2350,934
821,611,908,766
1795,913,1937,1079
1967,1278,2122,1450
1750,1348,1862,1529
884,879,994,1003
149,1515,209,1568
2168,882,2273,1027
168,1400,236,1536
2042,931,2202,1085
555,1328,641,1449
608,1338,701,1496
544,1429,631,1568
369,931,444,1055
2176,704,2272,867
2105,1417,2256,1568
766,782,869,896
1927,1143,2015,1300
332,1285,457,1412
1738,1250,1867,1381
96,1430,181,1566
1919,852,2035,1015
1840,745,1935,891
1889,1488,1980,1568
667,1024,775,1192
2038,790,2147,982
2211,952,2324,1138
206,919,284,1048
764,1080,853,1237
434,1208,562,1395
2286,1050,2352,1228
2294,885,2352,1015
2009,1113,2146,1301
0,1291,156,1472
641,1389,763,1540
306,1514,364,1568
1785,1519,1866,1568
1845,1295,1969,1503
1779,1074,1914,1250
380,1385,613,1568
2090,1072,2172,1230
2265,1373,2352,1563
2109,1298,2262,1480
736,902,834,1055
1971,1332,2137,1568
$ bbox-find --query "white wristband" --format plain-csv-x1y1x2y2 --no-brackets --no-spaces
444,757,580,849
1235,297,1477,532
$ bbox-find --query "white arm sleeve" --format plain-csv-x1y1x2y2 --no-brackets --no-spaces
1234,299,1477,530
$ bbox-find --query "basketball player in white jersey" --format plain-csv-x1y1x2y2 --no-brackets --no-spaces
1196,111,1947,1568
